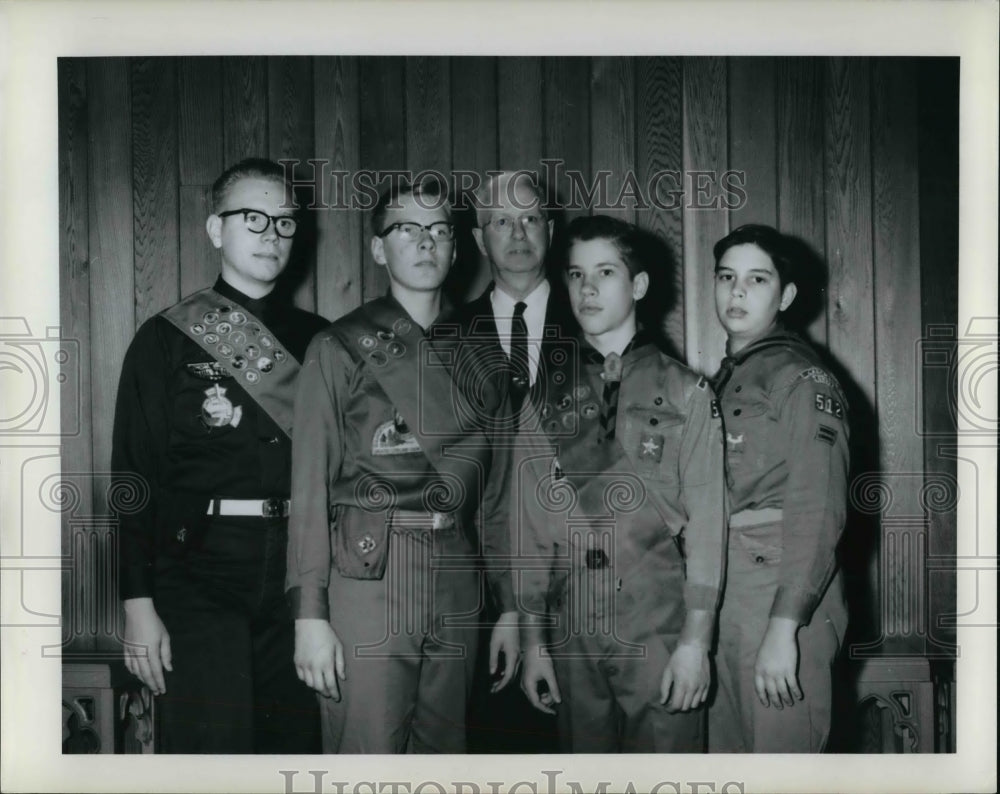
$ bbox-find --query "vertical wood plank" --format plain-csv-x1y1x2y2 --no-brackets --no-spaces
314,56,363,322
543,57,591,220
59,57,93,654
824,57,875,404
450,56,497,302
223,57,268,164
178,58,223,295
636,56,684,357
405,57,451,176
497,58,543,170
268,56,316,312
131,57,180,325
872,58,924,654
728,57,777,228
917,57,959,655
359,57,406,300
682,57,729,375
777,58,827,345
590,57,636,223
87,58,134,515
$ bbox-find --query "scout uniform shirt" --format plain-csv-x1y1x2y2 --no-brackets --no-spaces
514,332,727,635
112,277,328,600
712,329,850,629
286,295,514,622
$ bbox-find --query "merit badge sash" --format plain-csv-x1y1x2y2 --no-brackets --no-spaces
333,299,493,501
163,288,300,439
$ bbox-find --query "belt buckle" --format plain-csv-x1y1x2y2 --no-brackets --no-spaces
585,549,609,570
262,498,285,518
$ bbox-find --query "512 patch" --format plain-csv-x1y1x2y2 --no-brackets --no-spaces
814,393,844,419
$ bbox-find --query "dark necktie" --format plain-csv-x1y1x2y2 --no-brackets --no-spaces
600,352,623,441
510,301,530,412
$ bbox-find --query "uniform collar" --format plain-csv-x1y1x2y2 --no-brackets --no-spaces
715,327,804,391
580,327,654,367
213,276,280,319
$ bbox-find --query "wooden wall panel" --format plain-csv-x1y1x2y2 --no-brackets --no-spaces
636,56,684,357
314,56,362,322
223,57,268,165
405,57,451,176
728,57,777,229
359,57,405,301
682,57,729,376
178,58,223,295
590,57,636,224
86,58,134,514
497,58,543,169
777,57,827,345
131,58,180,325
872,58,924,652
58,58,92,654
543,57,590,221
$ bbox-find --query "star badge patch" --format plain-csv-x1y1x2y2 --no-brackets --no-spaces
638,433,664,463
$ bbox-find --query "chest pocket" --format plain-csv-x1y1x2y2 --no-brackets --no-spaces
722,394,774,467
170,360,245,440
623,405,686,484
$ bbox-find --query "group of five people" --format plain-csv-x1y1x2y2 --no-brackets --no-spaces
114,159,849,755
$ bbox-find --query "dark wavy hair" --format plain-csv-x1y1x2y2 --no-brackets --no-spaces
561,214,649,278
712,223,796,288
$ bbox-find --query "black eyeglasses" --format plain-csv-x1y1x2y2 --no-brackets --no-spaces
376,221,455,242
218,208,298,238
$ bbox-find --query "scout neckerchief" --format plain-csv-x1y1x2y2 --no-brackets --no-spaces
163,287,300,439
334,297,494,503
712,328,803,394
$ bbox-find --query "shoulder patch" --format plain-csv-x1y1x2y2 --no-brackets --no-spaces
814,392,845,420
798,367,833,387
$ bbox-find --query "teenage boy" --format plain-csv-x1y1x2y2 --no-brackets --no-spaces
515,215,727,752
287,179,518,753
113,158,326,753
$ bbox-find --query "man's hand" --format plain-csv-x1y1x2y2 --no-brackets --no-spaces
520,644,561,715
659,642,710,712
122,597,172,696
753,616,801,708
294,618,346,700
489,611,521,693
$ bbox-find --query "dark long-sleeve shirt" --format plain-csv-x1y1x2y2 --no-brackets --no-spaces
111,277,327,600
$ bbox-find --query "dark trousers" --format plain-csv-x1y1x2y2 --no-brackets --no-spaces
153,517,320,753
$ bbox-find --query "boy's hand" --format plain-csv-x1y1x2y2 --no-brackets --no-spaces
123,597,172,695
753,617,801,708
489,611,521,693
520,644,561,715
294,618,346,700
659,642,710,712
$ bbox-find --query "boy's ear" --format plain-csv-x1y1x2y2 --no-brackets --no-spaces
206,215,223,250
779,282,798,311
370,235,387,266
632,271,650,301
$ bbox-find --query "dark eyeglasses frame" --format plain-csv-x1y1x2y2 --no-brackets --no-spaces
376,221,455,241
218,208,298,238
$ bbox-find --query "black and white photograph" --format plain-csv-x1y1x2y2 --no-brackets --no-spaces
1,2,996,793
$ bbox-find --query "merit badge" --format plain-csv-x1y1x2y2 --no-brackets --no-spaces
392,318,412,335
560,411,576,429
540,403,552,419
217,305,232,314
229,311,246,325
186,361,227,381
216,322,232,335
201,385,242,428
203,311,219,325
273,349,286,363
231,355,247,370
369,350,389,367
552,371,566,385
544,419,561,435
244,370,260,384
556,393,573,410
257,356,273,373
259,334,273,348
360,334,377,349
573,385,591,400
638,433,664,463
377,330,395,341
203,333,219,345
581,402,599,420
229,331,247,347
358,535,377,554
190,323,205,335
246,323,261,337
245,344,260,360
372,411,421,456
217,343,234,357
387,341,406,357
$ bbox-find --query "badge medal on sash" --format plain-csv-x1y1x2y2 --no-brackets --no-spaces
201,384,243,428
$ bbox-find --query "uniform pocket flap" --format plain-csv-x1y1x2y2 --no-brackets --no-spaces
737,532,783,565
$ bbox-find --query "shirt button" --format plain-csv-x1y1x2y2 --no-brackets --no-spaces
654,397,663,405
649,417,659,426
733,408,742,416
755,555,765,563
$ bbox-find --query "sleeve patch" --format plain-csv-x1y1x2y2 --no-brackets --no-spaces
814,392,844,419
815,424,838,446
710,399,721,419
799,367,833,387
